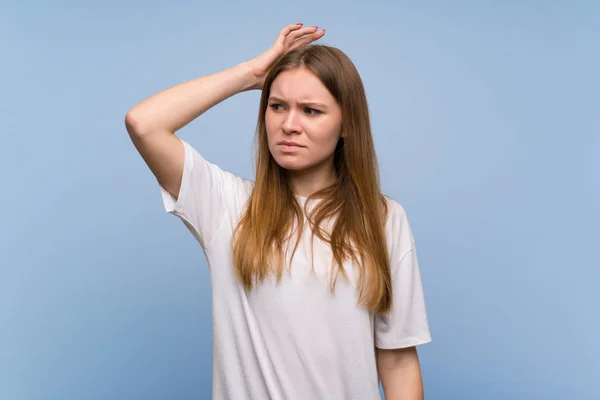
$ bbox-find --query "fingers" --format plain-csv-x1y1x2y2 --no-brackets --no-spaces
289,29,325,50
286,25,319,42
278,23,305,40
278,23,323,42
276,23,325,52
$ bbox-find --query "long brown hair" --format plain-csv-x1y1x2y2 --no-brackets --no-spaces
232,44,392,314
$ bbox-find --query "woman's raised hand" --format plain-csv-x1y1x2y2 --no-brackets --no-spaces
246,23,325,90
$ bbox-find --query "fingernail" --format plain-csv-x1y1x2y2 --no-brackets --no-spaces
313,26,318,29
296,23,303,25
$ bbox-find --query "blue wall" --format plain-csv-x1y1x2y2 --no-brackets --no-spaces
1,1,598,399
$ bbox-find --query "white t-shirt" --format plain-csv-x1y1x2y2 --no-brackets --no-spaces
159,138,432,400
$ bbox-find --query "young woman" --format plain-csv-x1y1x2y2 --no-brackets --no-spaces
125,23,432,400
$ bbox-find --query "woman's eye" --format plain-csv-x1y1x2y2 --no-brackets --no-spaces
269,104,283,111
305,107,321,116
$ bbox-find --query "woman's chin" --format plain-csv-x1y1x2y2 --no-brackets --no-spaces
274,158,308,171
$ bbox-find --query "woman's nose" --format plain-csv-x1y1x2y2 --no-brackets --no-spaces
282,110,302,134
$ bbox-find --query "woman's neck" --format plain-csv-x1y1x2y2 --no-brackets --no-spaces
286,159,337,198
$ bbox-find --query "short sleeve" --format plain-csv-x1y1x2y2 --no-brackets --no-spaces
374,202,432,349
158,138,252,249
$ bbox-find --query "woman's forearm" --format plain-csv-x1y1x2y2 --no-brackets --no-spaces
377,347,424,400
126,61,257,136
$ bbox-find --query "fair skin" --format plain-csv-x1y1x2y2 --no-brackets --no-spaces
377,346,425,399
125,23,424,398
266,67,343,197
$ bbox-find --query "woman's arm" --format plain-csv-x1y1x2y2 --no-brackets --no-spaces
125,63,256,138
124,23,324,199
124,63,257,199
377,346,425,400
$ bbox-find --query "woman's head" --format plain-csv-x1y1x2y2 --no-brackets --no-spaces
265,67,342,177
256,45,374,196
234,44,393,315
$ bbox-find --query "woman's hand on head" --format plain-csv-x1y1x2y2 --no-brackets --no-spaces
246,23,325,91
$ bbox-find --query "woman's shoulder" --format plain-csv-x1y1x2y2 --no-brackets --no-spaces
382,194,408,220
379,195,417,264
381,194,415,244
184,138,255,187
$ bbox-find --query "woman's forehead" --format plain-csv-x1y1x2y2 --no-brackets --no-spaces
270,69,335,103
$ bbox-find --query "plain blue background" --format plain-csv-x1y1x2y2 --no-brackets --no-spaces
1,1,599,399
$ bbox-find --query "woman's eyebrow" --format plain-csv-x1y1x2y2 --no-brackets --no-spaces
268,96,329,109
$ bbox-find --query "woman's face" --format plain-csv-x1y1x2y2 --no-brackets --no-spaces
265,67,343,173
